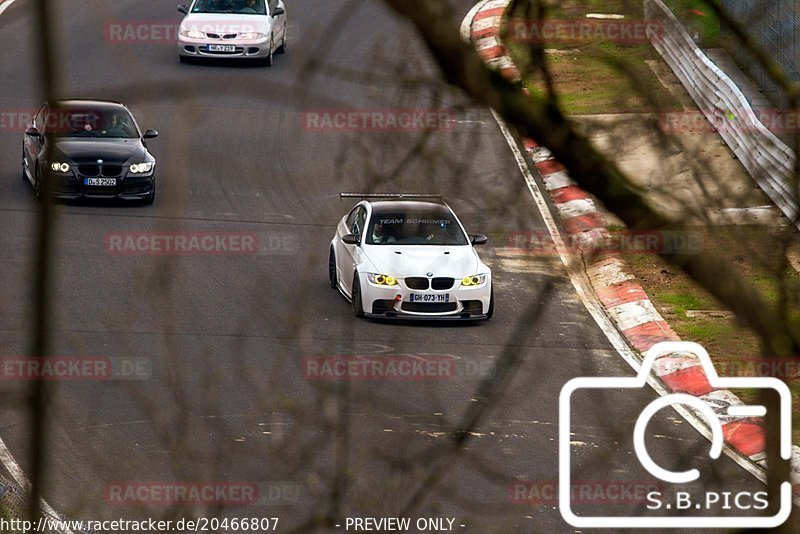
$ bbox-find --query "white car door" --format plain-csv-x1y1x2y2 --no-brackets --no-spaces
268,0,286,43
336,205,366,296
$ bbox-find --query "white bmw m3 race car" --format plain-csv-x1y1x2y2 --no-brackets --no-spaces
329,194,493,321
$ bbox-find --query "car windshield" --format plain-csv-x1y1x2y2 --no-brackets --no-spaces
191,0,267,15
47,108,138,139
365,211,468,246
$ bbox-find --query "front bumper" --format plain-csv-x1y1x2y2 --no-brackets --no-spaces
46,170,155,201
177,37,271,59
363,311,489,321
359,274,491,321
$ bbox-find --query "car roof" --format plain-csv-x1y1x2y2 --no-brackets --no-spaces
367,200,451,215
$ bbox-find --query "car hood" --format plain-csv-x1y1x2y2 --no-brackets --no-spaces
51,138,146,164
363,245,479,279
180,13,270,34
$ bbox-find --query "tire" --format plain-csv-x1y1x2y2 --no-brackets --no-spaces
22,145,27,181
276,27,286,54
351,275,364,318
179,55,190,64
328,247,338,289
486,288,494,320
263,36,274,67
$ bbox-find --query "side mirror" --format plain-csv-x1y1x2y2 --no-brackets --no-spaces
470,234,488,245
272,6,285,16
143,129,159,139
342,234,359,245
25,127,41,138
177,4,188,14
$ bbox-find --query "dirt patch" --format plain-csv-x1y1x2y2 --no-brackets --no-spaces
572,113,784,225
505,1,678,114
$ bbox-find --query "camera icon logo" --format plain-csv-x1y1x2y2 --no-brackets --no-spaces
559,341,792,528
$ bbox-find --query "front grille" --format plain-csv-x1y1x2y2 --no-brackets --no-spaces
82,186,118,197
78,164,122,177
431,277,454,290
405,277,429,290
101,164,122,177
78,164,99,176
401,302,458,313
206,32,239,39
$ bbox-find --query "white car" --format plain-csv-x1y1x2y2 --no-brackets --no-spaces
177,0,287,66
329,194,493,321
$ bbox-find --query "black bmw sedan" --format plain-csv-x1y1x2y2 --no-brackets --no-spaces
22,99,158,204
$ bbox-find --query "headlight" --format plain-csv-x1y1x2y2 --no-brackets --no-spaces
238,32,267,39
129,162,154,174
179,30,205,39
367,273,398,286
50,162,70,173
461,274,487,286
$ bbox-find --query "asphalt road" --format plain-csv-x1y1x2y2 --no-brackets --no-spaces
0,0,780,532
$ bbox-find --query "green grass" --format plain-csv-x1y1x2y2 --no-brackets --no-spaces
663,0,721,46
682,319,740,344
511,44,675,114
656,292,710,318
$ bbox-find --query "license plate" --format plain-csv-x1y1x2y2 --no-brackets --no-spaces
85,178,116,186
409,293,450,303
208,44,236,52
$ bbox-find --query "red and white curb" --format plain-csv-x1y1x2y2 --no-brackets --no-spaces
462,0,800,495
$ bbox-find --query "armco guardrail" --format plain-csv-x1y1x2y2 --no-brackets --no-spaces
644,0,799,226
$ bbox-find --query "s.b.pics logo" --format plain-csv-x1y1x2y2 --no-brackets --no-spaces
559,342,792,529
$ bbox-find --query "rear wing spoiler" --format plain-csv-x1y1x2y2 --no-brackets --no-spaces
339,193,444,202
